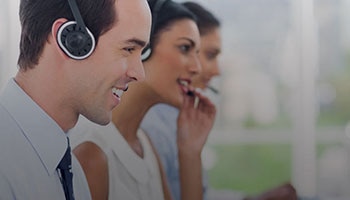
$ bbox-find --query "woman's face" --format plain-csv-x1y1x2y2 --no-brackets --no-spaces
144,18,201,108
193,27,222,90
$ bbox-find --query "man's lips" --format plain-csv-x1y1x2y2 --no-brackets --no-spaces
112,86,128,98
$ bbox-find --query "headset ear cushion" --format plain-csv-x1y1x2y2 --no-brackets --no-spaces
57,21,96,60
141,45,152,61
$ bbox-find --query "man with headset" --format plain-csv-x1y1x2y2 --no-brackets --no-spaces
0,0,151,199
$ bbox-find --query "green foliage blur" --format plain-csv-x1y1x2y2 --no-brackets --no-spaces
319,52,350,126
208,144,292,196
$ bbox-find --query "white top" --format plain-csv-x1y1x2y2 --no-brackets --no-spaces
70,116,165,200
0,79,91,200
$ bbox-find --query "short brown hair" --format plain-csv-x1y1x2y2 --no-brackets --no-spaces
18,0,116,70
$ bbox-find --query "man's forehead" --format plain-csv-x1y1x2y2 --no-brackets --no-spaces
97,0,150,42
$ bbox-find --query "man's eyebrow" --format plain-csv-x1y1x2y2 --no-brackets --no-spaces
125,38,147,48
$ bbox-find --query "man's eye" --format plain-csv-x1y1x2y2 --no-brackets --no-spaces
124,47,135,53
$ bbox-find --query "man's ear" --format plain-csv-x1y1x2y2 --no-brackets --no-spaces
50,18,69,59
50,18,96,60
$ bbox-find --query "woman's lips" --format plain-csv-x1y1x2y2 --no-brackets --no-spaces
177,79,195,96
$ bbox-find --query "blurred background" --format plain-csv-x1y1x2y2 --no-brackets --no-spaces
2,0,350,199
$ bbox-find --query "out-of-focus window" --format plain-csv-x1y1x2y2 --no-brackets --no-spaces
0,0,20,90
0,1,6,88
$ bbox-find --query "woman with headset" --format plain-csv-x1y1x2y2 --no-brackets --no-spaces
140,2,221,199
70,0,215,199
141,2,298,200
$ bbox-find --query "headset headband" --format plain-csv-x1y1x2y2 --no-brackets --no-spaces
67,0,87,33
141,0,170,61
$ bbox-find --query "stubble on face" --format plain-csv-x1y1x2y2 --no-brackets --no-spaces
78,0,151,125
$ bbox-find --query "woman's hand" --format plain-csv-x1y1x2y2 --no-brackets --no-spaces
176,89,216,200
176,88,216,154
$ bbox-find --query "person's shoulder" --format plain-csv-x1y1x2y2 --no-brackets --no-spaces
73,140,109,198
154,104,178,115
0,102,15,124
73,141,108,173
0,105,23,149
142,104,178,132
0,110,11,130
0,169,15,200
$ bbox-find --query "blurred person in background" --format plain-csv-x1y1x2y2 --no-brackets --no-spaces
141,1,298,200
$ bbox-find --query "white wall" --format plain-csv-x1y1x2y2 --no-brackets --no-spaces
0,0,20,90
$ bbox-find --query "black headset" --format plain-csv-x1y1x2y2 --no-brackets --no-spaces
57,0,96,60
141,0,169,61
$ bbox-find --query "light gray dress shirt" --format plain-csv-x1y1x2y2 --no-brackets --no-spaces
0,79,91,200
141,103,209,200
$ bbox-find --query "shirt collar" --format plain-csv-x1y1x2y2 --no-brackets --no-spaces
0,79,68,175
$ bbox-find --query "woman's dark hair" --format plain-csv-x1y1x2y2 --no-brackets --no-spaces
18,0,116,70
146,0,197,55
182,1,220,36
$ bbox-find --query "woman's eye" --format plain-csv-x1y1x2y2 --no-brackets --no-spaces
206,51,219,60
206,52,216,60
179,45,191,53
